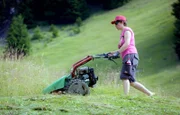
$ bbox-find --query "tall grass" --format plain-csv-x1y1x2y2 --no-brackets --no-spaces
0,59,66,96
1,58,179,97
0,58,121,96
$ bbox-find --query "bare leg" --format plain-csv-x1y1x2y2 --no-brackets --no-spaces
122,79,130,95
130,82,154,96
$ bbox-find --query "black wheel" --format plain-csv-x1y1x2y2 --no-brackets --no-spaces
67,80,90,96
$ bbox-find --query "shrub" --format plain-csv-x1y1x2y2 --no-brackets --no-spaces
76,17,82,27
4,15,31,59
32,26,43,40
49,24,59,38
49,24,55,32
72,26,80,34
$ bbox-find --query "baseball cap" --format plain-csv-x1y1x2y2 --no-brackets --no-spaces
111,15,127,24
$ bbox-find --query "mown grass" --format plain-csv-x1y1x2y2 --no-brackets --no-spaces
0,91,179,115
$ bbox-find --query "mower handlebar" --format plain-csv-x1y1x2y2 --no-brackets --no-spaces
93,53,120,60
93,53,120,65
71,53,120,77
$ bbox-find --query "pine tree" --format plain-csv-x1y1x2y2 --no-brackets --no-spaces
5,15,31,59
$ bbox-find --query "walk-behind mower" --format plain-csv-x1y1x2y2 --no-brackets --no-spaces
43,53,119,96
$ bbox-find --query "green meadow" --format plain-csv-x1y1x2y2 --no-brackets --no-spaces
0,0,180,114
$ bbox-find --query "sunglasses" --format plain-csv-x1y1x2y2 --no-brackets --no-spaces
115,21,119,25
115,20,123,25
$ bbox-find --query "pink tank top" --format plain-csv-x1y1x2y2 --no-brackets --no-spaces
118,27,138,59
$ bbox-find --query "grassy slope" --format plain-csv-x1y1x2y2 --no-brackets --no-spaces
0,0,180,114
31,0,178,72
30,0,179,95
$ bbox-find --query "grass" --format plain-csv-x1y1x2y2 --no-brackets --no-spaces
0,59,69,97
0,91,180,115
30,0,178,74
0,0,180,114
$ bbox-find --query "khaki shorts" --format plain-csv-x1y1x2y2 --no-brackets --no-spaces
120,53,139,82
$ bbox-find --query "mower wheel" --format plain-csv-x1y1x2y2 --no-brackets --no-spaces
67,80,90,96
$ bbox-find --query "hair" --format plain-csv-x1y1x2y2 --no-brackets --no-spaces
117,20,127,26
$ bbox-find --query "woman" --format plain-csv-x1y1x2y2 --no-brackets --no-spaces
110,15,154,96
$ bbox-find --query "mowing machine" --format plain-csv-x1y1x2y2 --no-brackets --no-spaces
43,53,119,96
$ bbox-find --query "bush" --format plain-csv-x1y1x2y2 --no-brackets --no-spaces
76,17,82,27
52,29,59,38
49,24,59,38
4,15,31,59
72,26,80,34
32,26,43,40
49,24,55,32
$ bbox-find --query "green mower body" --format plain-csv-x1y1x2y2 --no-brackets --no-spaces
43,74,71,94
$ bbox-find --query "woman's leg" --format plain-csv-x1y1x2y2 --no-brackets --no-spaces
130,82,154,96
122,79,130,95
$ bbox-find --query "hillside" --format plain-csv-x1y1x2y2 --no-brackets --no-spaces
31,0,178,74
0,0,180,114
29,0,180,96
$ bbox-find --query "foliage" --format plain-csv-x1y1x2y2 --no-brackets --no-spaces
76,17,83,27
102,0,125,10
172,0,180,60
49,24,59,38
0,0,16,39
0,0,131,28
32,26,43,40
19,0,90,25
0,0,16,22
52,30,59,38
17,0,35,28
65,0,90,21
86,0,131,10
72,26,81,35
5,15,31,59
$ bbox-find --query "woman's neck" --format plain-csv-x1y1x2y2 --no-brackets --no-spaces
120,26,127,31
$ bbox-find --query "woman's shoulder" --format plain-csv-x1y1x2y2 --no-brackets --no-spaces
124,27,134,34
124,27,133,31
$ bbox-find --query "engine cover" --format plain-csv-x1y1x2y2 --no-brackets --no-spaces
77,66,98,87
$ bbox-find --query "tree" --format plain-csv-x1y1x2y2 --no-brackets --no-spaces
102,0,122,10
58,0,90,23
5,15,31,59
17,0,35,28
1,0,132,27
172,0,180,59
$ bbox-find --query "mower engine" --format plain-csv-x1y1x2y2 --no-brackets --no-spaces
77,66,98,87
64,66,98,96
